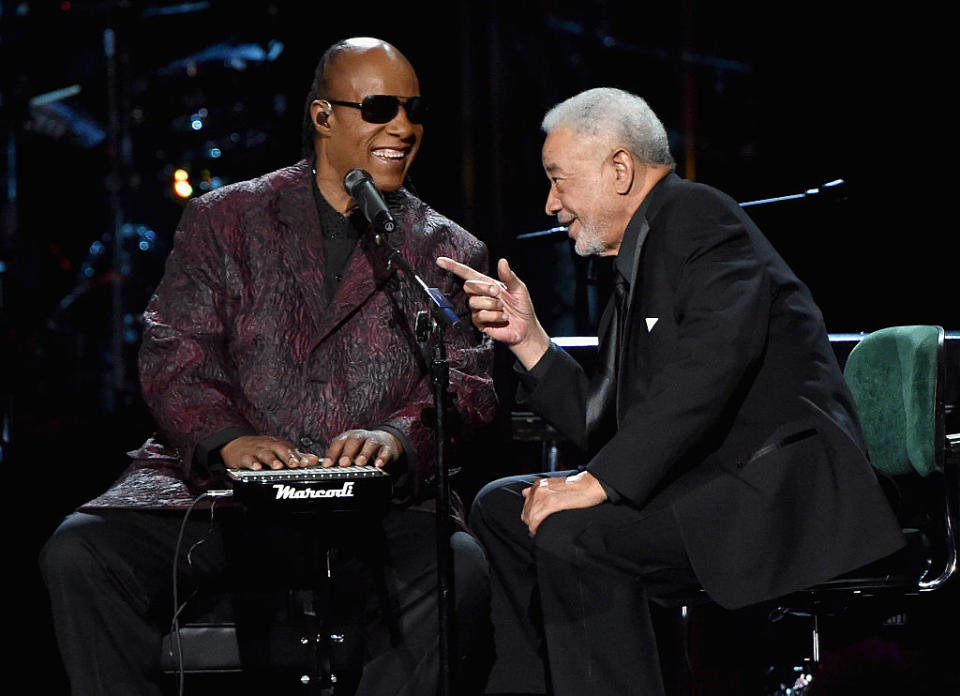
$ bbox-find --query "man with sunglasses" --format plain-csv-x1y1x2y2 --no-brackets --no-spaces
41,37,496,695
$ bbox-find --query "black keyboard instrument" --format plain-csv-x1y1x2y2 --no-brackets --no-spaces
226,465,391,512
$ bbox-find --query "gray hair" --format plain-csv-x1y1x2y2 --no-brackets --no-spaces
542,88,675,169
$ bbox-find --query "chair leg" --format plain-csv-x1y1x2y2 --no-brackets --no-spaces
680,604,694,692
811,614,820,665
764,608,818,695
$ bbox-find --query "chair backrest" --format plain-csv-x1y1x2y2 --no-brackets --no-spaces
843,325,944,477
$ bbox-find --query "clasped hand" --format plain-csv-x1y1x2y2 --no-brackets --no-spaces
521,471,608,535
221,430,402,472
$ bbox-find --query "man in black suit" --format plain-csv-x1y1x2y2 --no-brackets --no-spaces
436,87,905,696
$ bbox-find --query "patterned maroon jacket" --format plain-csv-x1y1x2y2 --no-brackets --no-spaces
83,160,497,510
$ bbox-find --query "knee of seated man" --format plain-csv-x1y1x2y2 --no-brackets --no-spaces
452,530,491,621
39,513,108,586
452,530,489,590
531,508,598,566
470,475,531,530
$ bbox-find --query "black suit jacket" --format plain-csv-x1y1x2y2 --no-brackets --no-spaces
521,173,905,609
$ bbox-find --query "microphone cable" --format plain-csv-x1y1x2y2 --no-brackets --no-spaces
168,489,233,696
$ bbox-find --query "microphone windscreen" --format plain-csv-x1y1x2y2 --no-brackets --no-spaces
344,168,373,197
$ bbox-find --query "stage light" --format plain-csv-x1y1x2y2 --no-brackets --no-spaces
173,168,193,198
174,179,193,198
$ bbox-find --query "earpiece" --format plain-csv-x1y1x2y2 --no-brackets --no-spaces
315,99,333,126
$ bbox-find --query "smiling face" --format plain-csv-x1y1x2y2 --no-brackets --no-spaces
312,42,423,213
542,127,626,257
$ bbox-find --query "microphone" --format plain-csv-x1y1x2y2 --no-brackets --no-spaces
344,168,396,235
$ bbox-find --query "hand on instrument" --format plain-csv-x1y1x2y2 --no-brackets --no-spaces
521,471,608,536
221,435,319,471
322,429,402,470
436,256,551,370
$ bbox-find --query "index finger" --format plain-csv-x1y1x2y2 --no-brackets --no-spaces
436,256,490,283
322,434,350,467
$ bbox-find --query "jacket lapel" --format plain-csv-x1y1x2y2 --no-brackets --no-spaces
315,238,382,346
584,216,650,448
609,173,682,421
274,163,381,355
322,196,409,346
615,215,650,422
275,166,328,332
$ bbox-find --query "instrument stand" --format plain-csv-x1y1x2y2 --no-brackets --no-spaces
372,231,461,696
417,310,456,696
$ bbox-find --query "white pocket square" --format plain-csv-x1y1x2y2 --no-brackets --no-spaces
645,317,659,332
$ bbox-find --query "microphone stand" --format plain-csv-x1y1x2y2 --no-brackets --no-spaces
514,179,848,240
738,178,846,208
514,179,847,335
367,227,460,696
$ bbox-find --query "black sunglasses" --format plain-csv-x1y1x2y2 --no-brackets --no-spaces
328,95,427,124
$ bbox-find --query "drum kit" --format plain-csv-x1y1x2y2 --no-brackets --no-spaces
19,1,287,408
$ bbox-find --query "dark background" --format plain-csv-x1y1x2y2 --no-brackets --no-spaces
3,1,956,692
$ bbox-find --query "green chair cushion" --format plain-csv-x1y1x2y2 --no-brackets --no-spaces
843,325,938,477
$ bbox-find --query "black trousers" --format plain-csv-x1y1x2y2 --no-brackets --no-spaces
39,504,491,696
470,472,699,696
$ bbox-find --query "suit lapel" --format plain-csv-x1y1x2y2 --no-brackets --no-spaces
585,215,651,447
586,174,676,446
275,168,328,335
615,216,650,421
315,239,382,347
274,165,382,355
585,296,618,448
